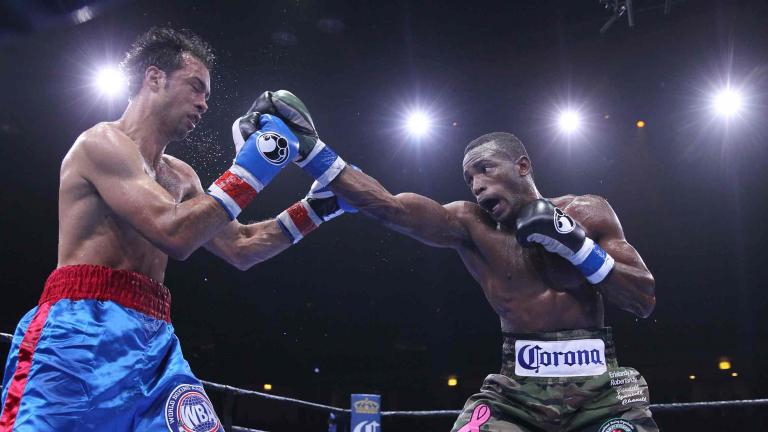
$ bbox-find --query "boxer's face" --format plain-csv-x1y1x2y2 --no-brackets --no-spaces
153,53,210,141
463,143,532,223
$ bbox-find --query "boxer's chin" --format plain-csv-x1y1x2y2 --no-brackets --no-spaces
494,202,518,225
487,200,510,222
172,124,193,142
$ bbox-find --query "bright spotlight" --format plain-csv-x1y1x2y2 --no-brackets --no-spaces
712,88,743,117
557,110,582,134
405,111,431,137
95,66,127,98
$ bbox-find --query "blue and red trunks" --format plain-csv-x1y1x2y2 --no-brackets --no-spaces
0,264,223,432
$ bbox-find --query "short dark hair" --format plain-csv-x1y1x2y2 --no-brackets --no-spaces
464,132,529,161
120,27,215,97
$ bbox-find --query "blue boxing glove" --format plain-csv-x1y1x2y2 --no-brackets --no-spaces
276,172,358,244
208,114,298,219
248,90,346,186
516,199,615,284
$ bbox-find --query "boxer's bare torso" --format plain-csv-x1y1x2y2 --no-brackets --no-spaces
450,195,606,333
58,122,201,282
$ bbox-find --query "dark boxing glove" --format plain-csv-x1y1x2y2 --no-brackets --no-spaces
516,199,614,284
276,172,359,244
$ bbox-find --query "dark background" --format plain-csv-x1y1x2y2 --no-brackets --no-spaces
1,0,767,430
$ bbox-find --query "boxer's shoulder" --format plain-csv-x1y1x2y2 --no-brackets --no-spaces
68,122,137,164
78,121,129,145
445,200,497,235
445,200,489,221
553,194,619,238
159,154,204,197
61,122,134,178
552,194,610,215
160,154,196,179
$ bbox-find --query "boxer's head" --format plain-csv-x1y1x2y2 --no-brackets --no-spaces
462,132,537,223
121,28,215,141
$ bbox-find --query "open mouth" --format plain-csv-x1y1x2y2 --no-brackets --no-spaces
478,197,500,214
187,114,200,127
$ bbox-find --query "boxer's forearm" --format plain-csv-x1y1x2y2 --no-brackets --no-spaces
329,167,401,218
329,167,421,232
596,263,656,318
205,220,291,270
329,167,468,248
152,194,233,260
234,220,292,270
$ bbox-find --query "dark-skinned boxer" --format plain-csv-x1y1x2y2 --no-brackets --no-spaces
256,90,658,432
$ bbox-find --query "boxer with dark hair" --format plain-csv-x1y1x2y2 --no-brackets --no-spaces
258,91,659,432
0,29,350,431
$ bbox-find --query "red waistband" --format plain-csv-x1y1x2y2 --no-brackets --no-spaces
40,264,172,322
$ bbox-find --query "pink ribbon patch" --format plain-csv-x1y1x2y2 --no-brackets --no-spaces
456,403,491,432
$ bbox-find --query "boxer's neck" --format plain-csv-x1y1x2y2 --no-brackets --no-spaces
118,98,170,168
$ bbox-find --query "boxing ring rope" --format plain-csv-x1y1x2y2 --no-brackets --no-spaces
200,380,350,415
2,331,768,430
376,398,768,417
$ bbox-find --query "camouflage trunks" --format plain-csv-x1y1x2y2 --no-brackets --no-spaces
449,328,658,432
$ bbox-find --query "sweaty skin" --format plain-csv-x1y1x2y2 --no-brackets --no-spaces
329,142,655,332
58,53,291,283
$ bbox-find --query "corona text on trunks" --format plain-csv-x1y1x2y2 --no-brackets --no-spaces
514,338,608,377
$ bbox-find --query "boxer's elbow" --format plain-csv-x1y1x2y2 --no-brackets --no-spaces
227,236,270,271
163,240,196,261
635,273,656,318
640,295,656,318
229,250,257,271
158,226,199,261
380,195,410,224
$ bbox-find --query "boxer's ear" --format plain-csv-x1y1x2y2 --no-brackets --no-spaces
515,155,531,177
144,66,166,92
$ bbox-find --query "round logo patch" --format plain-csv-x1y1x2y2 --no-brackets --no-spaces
553,208,575,234
598,418,638,432
165,384,220,432
257,132,290,165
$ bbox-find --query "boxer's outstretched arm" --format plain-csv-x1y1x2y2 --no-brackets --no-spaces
204,220,291,270
73,127,230,260
329,167,471,248
566,197,656,318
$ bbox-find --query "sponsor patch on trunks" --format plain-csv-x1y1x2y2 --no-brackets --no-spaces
165,384,220,432
598,418,638,432
514,338,607,377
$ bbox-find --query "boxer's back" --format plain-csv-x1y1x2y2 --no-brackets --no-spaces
57,122,193,282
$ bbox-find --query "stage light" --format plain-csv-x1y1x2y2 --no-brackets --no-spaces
731,372,739,377
712,88,743,117
718,357,732,370
95,66,127,98
447,376,458,387
405,111,432,137
636,120,646,128
263,384,273,391
688,375,696,380
557,109,582,134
